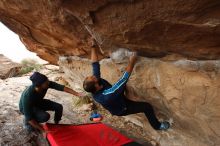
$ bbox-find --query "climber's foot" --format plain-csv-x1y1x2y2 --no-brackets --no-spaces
159,121,170,130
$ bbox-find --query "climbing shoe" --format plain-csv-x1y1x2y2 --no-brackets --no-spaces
159,121,170,130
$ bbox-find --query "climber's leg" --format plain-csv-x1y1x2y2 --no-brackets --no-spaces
120,98,162,130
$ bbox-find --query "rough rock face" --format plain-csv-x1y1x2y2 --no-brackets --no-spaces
0,0,220,64
0,54,21,79
59,56,220,146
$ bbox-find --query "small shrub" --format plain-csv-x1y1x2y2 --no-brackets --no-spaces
19,59,42,75
73,94,93,107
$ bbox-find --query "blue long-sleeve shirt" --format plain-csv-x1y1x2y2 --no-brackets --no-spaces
92,62,130,115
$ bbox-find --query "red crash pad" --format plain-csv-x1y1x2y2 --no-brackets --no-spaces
44,123,134,146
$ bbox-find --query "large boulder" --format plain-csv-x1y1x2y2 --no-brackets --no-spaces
0,54,21,79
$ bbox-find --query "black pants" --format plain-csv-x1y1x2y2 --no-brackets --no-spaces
120,98,161,130
26,99,63,123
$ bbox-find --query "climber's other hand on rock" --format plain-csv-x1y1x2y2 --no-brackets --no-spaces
129,52,138,64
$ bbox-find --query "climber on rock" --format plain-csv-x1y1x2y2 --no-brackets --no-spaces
19,72,83,135
83,46,170,130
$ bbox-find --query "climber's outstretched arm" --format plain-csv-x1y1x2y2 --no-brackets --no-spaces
91,47,99,62
102,52,137,98
90,39,102,78
90,38,100,62
126,52,137,74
